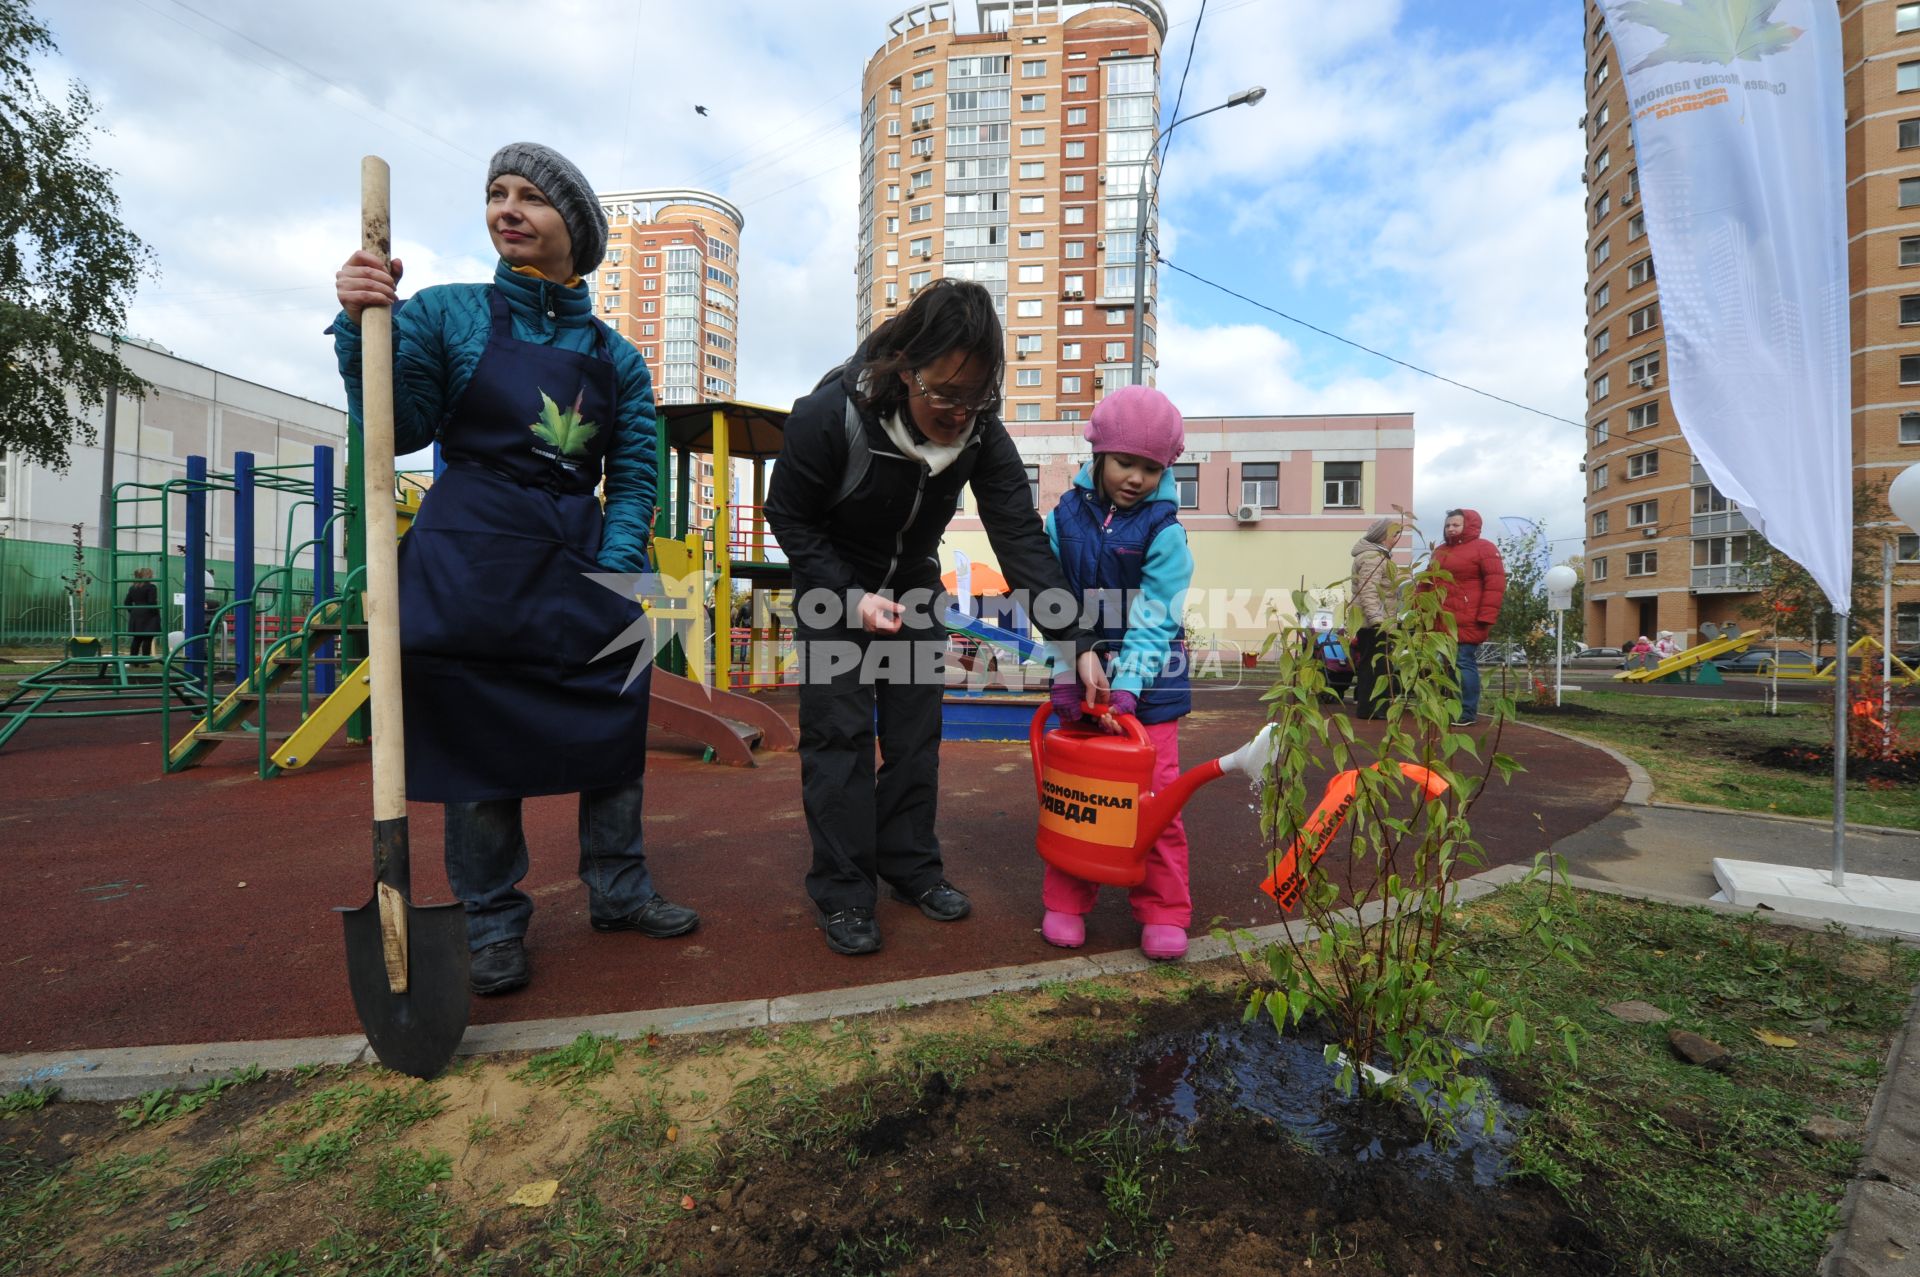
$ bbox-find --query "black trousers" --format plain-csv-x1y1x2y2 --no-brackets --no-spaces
1353,625,1390,719
796,612,947,913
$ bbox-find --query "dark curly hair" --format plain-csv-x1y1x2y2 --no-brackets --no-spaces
854,278,1005,424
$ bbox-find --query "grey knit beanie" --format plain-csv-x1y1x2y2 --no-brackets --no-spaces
1364,517,1397,546
486,142,608,278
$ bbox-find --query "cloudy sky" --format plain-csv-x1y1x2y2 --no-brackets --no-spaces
37,0,1589,556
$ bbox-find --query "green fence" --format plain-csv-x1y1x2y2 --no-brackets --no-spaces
0,537,319,650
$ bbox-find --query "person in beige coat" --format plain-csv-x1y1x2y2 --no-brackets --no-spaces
1349,518,1400,718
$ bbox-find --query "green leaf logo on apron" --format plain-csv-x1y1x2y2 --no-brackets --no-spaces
530,389,600,457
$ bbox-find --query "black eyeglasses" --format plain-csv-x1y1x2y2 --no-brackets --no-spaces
911,368,999,416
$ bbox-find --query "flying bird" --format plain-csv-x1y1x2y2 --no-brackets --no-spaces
694,105,709,116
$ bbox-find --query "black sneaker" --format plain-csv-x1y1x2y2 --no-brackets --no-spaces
590,894,700,938
1452,716,1477,728
817,906,882,956
470,938,530,996
890,880,972,922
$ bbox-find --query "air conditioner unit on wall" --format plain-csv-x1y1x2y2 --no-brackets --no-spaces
1623,192,1635,205
1235,503,1261,524
1642,527,1657,538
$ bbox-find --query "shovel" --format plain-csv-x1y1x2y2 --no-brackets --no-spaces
337,155,470,1080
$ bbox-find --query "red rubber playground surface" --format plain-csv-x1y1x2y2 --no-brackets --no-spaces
0,687,1624,1054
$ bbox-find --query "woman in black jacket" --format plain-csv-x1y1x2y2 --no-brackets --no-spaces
123,567,162,659
766,280,1105,957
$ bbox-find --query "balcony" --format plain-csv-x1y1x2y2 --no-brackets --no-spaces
1690,564,1761,592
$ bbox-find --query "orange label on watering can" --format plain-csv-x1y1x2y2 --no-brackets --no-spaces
1038,767,1140,848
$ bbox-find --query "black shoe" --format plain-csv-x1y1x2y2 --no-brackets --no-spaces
890,880,972,922
470,939,530,996
1452,716,1477,728
817,906,882,956
591,894,700,938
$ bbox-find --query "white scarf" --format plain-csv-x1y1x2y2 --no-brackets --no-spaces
881,410,969,477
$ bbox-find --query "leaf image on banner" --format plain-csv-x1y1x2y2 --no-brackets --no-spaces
1618,0,1804,71
530,389,600,457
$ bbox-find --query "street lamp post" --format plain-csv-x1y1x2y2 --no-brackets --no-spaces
1130,85,1266,386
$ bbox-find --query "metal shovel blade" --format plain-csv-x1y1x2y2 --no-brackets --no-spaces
340,892,471,1079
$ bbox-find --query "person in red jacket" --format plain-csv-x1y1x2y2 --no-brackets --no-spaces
1427,509,1507,726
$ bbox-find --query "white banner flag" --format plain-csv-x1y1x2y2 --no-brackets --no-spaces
1596,0,1852,613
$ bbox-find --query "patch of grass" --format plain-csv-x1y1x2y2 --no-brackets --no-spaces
1519,689,1920,828
0,1086,56,1117
354,1081,445,1136
117,1064,266,1129
1456,883,1920,1276
185,1141,263,1197
275,1129,354,1182
510,1032,622,1087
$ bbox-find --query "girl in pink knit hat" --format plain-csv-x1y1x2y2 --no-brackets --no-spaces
1041,386,1198,960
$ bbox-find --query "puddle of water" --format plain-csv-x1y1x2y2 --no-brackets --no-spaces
1125,1017,1523,1188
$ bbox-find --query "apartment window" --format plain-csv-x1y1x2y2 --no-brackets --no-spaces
908,203,932,223
641,324,655,335
1592,510,1610,536
1692,537,1748,568
1593,102,1610,132
1903,296,1920,325
641,277,657,291
1904,119,1920,150
1064,239,1086,259
1106,308,1127,323
1593,373,1611,401
908,236,932,256
909,269,931,291
1901,534,1920,563
1065,174,1086,192
911,136,934,157
1062,273,1083,293
1693,484,1731,515
1018,230,1045,248
1901,603,1920,646
1628,353,1660,386
1017,264,1043,283
1323,461,1362,508
1626,550,1657,577
1242,463,1279,510
1065,140,1086,158
1593,281,1611,312
1593,238,1611,266
911,169,931,191
1628,402,1660,431
1902,3,1920,32
1020,162,1045,179
1902,61,1920,92
1593,464,1610,491
1021,127,1045,145
642,255,657,268
1021,59,1046,78
888,154,900,169
886,216,899,232
1016,299,1043,318
884,281,898,305
1591,556,1608,581
639,345,654,358
1172,462,1198,508
1021,93,1046,111
1015,368,1042,386
912,68,934,88
1627,212,1645,240
1593,416,1610,445
1024,465,1040,503
1629,256,1655,287
1907,238,1920,268
1104,341,1126,360
602,294,617,312
1628,302,1658,335
1068,74,1088,92
1903,177,1920,208
1061,375,1083,394
911,103,935,125
1626,450,1659,479
1593,191,1611,222
1019,195,1045,213
1062,308,1083,326
1903,355,1920,384
887,184,900,201
1594,148,1611,176
1593,58,1610,90
1593,329,1611,356
889,118,901,136
1061,341,1081,359
1017,334,1043,354
1626,500,1658,527
890,85,901,103
642,300,656,313
1903,412,1920,443
1067,107,1088,125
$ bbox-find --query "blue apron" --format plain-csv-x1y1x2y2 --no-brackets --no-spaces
398,288,651,802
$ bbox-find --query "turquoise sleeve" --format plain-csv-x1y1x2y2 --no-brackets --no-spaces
598,337,659,572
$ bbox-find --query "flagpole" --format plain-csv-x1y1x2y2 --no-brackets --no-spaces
1833,612,1849,890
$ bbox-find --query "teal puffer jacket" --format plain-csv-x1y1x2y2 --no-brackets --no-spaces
330,259,657,573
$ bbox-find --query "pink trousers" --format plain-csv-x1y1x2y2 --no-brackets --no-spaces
1042,718,1191,927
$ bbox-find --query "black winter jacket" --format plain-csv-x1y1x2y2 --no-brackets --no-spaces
765,353,1092,653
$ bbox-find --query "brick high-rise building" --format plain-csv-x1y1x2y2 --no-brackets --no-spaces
591,188,745,531
1581,1,1920,651
857,0,1166,422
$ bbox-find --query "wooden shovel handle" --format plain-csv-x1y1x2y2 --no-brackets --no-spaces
359,156,408,830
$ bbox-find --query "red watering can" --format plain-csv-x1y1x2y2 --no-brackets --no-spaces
1030,702,1278,887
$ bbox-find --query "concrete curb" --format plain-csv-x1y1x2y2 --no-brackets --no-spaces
1510,720,1653,805
1826,983,1920,1276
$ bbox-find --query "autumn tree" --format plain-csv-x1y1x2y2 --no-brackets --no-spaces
1740,482,1892,659
0,0,153,472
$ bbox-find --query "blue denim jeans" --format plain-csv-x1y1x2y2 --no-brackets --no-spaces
443,775,654,950
1456,642,1482,721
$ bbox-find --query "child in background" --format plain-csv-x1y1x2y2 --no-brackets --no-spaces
1042,386,1197,961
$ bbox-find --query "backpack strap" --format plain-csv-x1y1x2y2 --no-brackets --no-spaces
830,388,873,510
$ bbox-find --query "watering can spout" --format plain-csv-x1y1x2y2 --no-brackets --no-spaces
1137,723,1279,844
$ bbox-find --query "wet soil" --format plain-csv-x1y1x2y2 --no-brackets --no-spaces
1751,743,1920,783
644,992,1614,1277
1515,701,1607,719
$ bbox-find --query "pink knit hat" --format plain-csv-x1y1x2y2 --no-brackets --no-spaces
1084,385,1185,468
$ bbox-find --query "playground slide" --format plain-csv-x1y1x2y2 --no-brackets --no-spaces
1614,631,1756,683
942,605,1049,665
648,669,798,767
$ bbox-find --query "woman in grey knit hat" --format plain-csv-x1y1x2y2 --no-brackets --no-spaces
1348,518,1402,719
330,143,693,999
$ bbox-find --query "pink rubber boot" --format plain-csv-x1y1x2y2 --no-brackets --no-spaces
1140,924,1187,961
1042,910,1085,949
